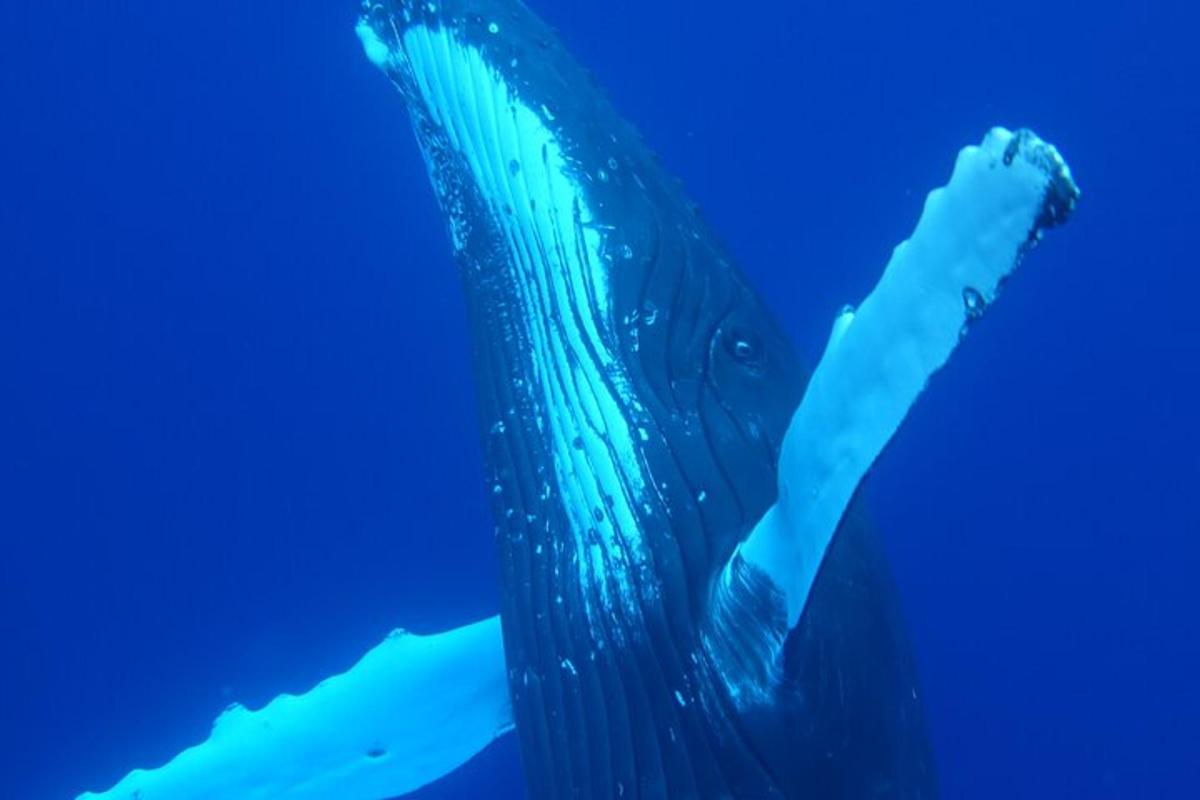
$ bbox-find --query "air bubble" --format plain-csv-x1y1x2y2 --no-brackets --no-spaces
963,287,986,320
487,22,499,34
642,302,659,326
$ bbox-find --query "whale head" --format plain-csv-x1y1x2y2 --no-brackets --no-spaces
358,2,808,616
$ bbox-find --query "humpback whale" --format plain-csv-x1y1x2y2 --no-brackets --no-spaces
79,1,1078,798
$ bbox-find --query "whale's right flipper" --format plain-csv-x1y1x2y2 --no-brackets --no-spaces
77,617,512,800
717,128,1078,696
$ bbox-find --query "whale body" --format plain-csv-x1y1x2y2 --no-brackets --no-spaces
361,2,932,797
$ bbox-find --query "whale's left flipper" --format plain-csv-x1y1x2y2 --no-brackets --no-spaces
722,128,1078,661
76,617,511,800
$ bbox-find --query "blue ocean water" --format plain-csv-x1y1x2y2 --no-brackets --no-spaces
1,1,1197,798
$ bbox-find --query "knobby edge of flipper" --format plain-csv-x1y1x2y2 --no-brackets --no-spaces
76,617,511,800
711,127,1079,707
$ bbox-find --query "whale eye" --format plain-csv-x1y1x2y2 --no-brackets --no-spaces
733,339,757,360
722,326,766,373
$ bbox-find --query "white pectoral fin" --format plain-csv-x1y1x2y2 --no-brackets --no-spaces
78,616,512,800
737,127,1078,629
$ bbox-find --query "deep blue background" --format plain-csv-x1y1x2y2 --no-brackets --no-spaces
2,1,1197,798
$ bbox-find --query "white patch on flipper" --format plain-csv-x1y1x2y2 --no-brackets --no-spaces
395,26,653,632
823,305,856,357
77,618,511,800
736,128,1074,630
